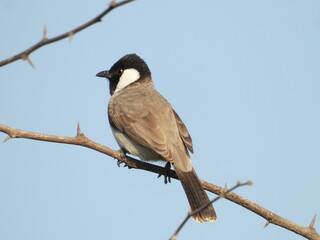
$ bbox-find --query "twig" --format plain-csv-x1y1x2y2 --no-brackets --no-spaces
0,0,135,68
169,181,252,240
0,124,319,240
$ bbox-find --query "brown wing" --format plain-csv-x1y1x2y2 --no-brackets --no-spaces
109,101,175,162
173,109,194,154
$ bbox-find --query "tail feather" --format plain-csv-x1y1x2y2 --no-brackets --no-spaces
174,166,217,223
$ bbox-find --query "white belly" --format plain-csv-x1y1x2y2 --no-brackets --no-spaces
111,126,163,161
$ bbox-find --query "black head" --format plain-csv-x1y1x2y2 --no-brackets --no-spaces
96,54,151,95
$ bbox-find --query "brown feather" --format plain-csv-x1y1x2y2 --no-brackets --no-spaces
173,109,194,153
174,167,217,222
108,80,178,163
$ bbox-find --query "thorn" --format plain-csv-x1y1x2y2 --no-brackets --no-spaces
224,183,228,189
170,236,177,240
43,24,47,40
309,215,316,229
264,221,270,229
26,56,36,69
247,180,254,186
109,1,116,7
68,32,74,43
22,54,36,69
77,122,81,136
3,135,11,143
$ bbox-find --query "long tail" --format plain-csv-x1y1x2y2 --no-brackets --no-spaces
174,166,217,223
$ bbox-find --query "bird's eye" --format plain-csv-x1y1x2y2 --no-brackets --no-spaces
117,68,123,74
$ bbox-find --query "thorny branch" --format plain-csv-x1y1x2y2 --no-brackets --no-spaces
0,124,319,240
0,0,135,68
170,181,252,240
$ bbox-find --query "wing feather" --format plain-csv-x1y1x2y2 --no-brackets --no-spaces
109,102,174,161
173,109,194,153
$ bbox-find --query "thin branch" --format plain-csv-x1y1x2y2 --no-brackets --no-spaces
0,124,175,178
170,181,252,240
0,124,319,240
201,181,319,240
0,0,135,67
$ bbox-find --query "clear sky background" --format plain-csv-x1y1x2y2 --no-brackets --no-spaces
1,1,319,239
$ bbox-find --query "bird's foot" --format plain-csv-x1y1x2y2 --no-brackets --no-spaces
117,148,131,168
157,162,172,184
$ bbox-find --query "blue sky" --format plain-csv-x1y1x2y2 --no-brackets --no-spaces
1,0,319,239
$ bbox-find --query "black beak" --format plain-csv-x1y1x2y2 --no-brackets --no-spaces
96,70,112,79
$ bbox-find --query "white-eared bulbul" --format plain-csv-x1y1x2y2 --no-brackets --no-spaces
96,54,217,222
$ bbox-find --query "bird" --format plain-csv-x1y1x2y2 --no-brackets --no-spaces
96,54,217,222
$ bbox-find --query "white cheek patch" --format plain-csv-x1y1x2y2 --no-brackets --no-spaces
115,68,140,93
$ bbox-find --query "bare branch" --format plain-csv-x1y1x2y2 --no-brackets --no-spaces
0,124,319,240
201,181,320,240
170,181,252,240
0,0,135,67
0,124,176,178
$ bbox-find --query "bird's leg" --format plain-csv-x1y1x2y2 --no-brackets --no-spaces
117,148,131,168
157,162,172,184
